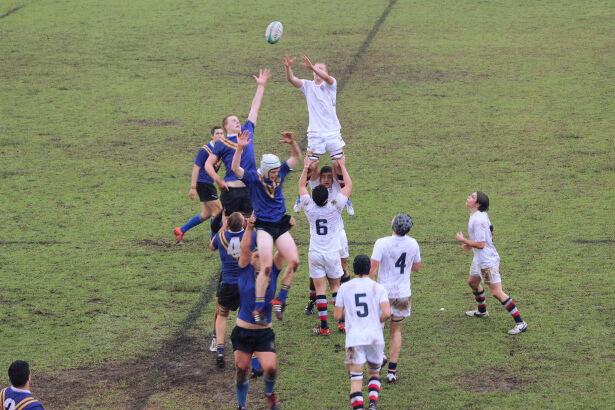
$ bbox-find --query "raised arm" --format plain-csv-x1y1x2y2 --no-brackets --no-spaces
298,155,314,198
238,216,255,268
279,132,301,169
231,130,252,180
301,55,334,85
334,154,352,198
205,154,227,192
282,55,303,88
247,69,271,125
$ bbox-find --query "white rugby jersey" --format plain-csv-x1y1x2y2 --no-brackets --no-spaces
371,235,421,299
336,276,389,348
301,193,347,253
300,79,341,133
468,211,499,268
308,179,345,230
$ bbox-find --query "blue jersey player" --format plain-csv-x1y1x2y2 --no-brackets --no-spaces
174,126,224,244
232,219,284,410
1,361,44,409
209,212,256,369
232,131,301,326
205,69,271,219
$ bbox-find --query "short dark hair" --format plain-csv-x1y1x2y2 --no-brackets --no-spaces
8,360,30,387
227,212,244,232
210,125,223,135
476,191,490,212
353,254,371,276
319,166,332,175
312,184,329,207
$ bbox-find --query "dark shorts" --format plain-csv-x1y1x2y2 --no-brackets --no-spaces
221,187,253,216
197,182,219,202
216,282,240,311
255,214,292,241
231,326,276,353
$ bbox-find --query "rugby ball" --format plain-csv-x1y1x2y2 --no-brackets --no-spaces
265,21,283,44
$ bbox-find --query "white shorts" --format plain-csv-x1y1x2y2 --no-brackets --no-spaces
469,261,502,285
389,297,412,318
309,250,343,279
307,131,346,157
344,344,385,366
339,229,349,259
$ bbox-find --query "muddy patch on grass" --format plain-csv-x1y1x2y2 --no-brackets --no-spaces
457,367,533,393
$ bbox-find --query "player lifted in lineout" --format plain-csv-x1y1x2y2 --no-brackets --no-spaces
232,130,301,326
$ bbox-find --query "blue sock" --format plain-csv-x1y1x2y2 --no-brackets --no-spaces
212,328,216,337
277,286,289,304
181,215,203,233
217,347,224,355
255,297,265,311
264,375,276,396
251,357,261,371
235,378,249,407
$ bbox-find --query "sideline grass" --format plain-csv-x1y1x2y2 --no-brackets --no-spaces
1,0,613,408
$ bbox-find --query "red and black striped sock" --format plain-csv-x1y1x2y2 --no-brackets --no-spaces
316,295,328,329
473,290,487,313
350,391,364,409
502,298,524,323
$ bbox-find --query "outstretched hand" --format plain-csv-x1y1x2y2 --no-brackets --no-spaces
237,130,252,148
253,69,271,86
279,131,295,144
282,55,296,68
300,55,313,70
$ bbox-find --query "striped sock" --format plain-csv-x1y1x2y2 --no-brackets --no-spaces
502,298,524,323
316,295,328,329
388,362,397,376
473,290,487,313
368,377,381,402
350,391,364,410
278,284,290,304
255,297,265,312
331,292,337,306
309,290,316,303
217,346,224,355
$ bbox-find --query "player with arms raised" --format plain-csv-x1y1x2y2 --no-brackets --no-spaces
298,154,352,335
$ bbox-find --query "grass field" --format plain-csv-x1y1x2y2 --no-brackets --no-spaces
1,0,614,408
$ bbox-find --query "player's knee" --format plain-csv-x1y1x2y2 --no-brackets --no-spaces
288,257,299,270
308,153,320,161
367,363,381,373
264,367,277,379
330,151,344,160
349,371,363,381
236,366,249,381
216,306,230,317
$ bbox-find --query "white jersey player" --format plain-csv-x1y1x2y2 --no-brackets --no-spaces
282,55,345,162
335,254,391,410
456,191,527,335
298,154,352,336
370,213,421,383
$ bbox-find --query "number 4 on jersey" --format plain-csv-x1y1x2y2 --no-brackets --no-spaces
395,252,407,274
